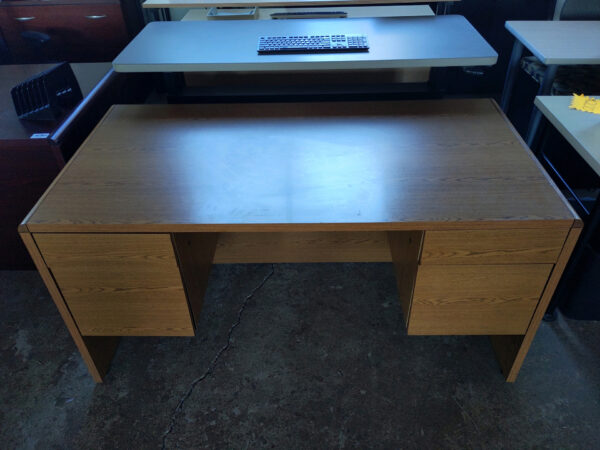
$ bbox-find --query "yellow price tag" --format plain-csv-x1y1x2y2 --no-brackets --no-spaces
569,94,600,114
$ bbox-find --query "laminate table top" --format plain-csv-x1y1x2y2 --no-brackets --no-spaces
535,95,600,176
112,15,497,73
505,21,600,65
22,99,577,233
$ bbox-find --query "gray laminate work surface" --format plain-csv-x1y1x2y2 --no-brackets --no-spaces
112,15,497,72
535,95,600,176
505,21,600,65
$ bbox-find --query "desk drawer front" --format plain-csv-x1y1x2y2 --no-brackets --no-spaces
408,264,553,335
420,229,567,265
35,233,194,336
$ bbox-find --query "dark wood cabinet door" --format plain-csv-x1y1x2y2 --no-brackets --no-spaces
0,3,130,62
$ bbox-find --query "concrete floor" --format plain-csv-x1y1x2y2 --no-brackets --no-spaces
1,264,599,449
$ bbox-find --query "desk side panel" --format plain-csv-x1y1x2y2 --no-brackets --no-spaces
491,223,582,381
172,233,217,324
388,231,424,326
19,229,118,382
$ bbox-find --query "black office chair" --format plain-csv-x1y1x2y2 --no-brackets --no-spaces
520,0,600,95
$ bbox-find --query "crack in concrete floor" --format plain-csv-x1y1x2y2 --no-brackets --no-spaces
161,264,275,450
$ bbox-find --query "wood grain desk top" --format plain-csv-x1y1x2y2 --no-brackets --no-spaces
112,16,497,73
23,99,577,233
535,95,600,176
505,21,600,65
143,0,455,9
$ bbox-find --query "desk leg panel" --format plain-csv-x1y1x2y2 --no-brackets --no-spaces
19,230,118,383
172,233,217,325
388,231,424,327
490,223,582,382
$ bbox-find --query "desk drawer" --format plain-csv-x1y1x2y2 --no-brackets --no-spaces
35,233,194,336
420,229,567,265
407,264,553,335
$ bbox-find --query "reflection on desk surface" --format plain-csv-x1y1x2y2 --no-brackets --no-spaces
25,99,573,231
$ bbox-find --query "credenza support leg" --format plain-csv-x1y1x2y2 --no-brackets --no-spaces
490,223,582,382
19,228,119,382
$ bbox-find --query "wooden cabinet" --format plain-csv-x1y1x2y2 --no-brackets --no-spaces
35,233,196,336
409,263,553,335
403,228,571,335
0,0,137,63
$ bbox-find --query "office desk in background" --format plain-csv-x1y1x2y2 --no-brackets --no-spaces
142,0,455,10
500,21,600,145
534,95,600,320
181,4,434,21
20,99,579,383
180,5,436,89
112,15,497,73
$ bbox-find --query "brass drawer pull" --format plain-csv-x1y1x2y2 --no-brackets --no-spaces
85,14,107,19
15,17,36,21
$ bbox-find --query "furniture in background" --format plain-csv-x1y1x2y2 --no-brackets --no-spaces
141,0,457,16
179,5,436,89
552,0,600,20
112,16,497,73
517,0,600,133
180,4,434,21
499,20,600,146
0,63,152,269
20,99,580,383
0,0,145,63
112,15,496,101
533,95,600,320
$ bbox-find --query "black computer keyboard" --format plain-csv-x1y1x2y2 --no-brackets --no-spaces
257,34,369,54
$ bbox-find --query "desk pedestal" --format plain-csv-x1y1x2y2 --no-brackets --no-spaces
21,227,580,382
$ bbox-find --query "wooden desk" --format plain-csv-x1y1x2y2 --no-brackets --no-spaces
500,21,600,146
113,15,497,73
20,99,580,383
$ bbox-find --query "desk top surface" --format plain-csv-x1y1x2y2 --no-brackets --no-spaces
505,21,600,65
535,96,600,176
113,16,497,73
0,63,111,141
23,99,577,233
143,0,451,9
